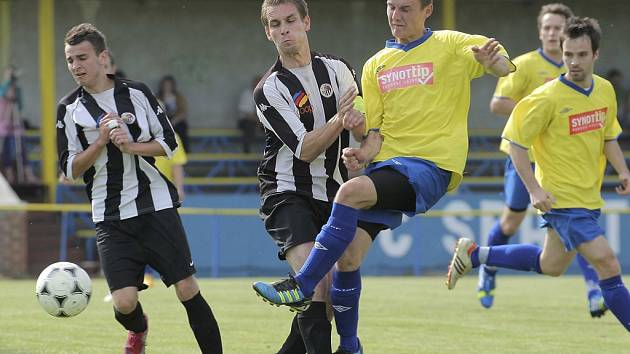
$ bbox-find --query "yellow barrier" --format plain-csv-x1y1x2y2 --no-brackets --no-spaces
2,203,630,217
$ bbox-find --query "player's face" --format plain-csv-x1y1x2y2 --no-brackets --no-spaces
563,35,599,83
65,41,108,88
387,0,432,44
264,3,311,57
539,13,565,52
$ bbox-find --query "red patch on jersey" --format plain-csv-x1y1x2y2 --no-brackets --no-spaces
377,63,434,93
568,108,607,135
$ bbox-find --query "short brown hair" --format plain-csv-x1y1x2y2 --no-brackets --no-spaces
64,23,107,54
261,0,308,27
419,0,433,8
564,17,602,52
537,3,574,28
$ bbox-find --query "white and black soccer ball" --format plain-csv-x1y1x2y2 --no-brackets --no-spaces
35,262,92,317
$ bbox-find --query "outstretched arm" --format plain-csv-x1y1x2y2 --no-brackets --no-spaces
509,143,555,211
473,38,515,77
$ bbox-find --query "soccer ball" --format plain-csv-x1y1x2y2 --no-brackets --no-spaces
35,262,92,317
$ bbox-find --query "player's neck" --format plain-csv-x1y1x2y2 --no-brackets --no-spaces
280,48,311,69
566,72,594,89
541,47,562,63
83,75,114,94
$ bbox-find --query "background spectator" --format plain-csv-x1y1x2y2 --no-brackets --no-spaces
237,75,262,153
157,75,189,151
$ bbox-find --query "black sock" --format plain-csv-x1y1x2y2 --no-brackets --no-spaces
114,302,147,333
297,301,332,354
277,314,306,354
182,291,223,354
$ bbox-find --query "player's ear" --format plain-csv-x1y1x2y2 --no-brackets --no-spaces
264,25,272,41
423,3,433,19
304,15,311,32
98,49,109,66
593,49,599,61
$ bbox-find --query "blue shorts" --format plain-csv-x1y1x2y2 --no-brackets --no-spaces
503,156,534,211
358,157,451,230
541,208,604,251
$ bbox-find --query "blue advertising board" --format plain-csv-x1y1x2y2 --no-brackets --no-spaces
182,193,630,277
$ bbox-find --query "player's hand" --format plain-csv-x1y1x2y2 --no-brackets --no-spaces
615,171,630,195
342,109,364,130
342,147,368,172
96,113,120,147
472,38,502,69
108,118,132,153
338,88,357,118
530,187,555,212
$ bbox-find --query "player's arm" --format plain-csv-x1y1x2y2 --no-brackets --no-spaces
255,80,350,163
57,102,111,179
508,143,554,212
134,83,178,158
472,38,515,77
299,89,358,162
334,57,366,141
604,140,630,194
489,96,517,117
342,129,383,172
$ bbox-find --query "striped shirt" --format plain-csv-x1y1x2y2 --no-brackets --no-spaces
254,52,360,202
56,75,179,222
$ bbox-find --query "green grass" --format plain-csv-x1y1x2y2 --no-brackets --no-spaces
1,276,628,353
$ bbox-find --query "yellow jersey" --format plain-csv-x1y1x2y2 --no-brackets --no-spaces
496,49,566,157
502,74,621,209
362,29,512,191
154,134,188,181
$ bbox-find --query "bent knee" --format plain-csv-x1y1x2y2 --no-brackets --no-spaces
175,276,199,300
334,177,375,208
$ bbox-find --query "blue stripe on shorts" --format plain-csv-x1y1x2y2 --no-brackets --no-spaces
358,157,451,230
540,208,604,251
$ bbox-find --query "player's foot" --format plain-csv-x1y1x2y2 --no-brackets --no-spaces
124,315,148,354
103,292,112,303
143,274,154,288
588,290,608,318
446,237,477,290
477,265,496,309
252,275,312,313
333,338,363,354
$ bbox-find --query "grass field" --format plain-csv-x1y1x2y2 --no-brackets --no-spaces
1,275,628,353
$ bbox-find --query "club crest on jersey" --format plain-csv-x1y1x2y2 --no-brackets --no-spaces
121,112,136,124
293,91,313,114
320,83,333,98
569,108,607,135
377,63,434,93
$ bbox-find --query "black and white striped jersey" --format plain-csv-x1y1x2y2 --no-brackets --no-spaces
56,75,179,222
254,52,361,202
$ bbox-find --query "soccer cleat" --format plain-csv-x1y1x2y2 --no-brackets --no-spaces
104,291,113,303
446,237,477,290
124,315,148,354
252,275,312,313
333,338,363,354
477,265,496,309
143,273,154,288
588,291,608,318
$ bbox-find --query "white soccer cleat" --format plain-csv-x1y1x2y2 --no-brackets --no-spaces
446,237,477,290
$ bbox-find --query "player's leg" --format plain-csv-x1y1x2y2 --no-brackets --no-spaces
260,194,336,354
95,219,148,354
575,253,607,317
286,243,332,354
577,236,630,331
478,157,529,308
253,176,378,307
144,208,222,353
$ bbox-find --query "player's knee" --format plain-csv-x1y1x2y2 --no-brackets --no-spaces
334,178,373,209
113,296,138,314
500,221,519,236
174,276,199,301
590,253,620,278
336,252,362,272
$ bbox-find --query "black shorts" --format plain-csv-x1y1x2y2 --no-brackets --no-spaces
358,167,416,239
261,193,332,260
95,208,195,291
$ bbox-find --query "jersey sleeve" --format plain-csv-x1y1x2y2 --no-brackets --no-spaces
452,31,511,79
361,58,384,134
56,102,83,180
605,86,622,140
335,58,365,115
502,90,553,149
137,83,177,159
254,78,308,158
